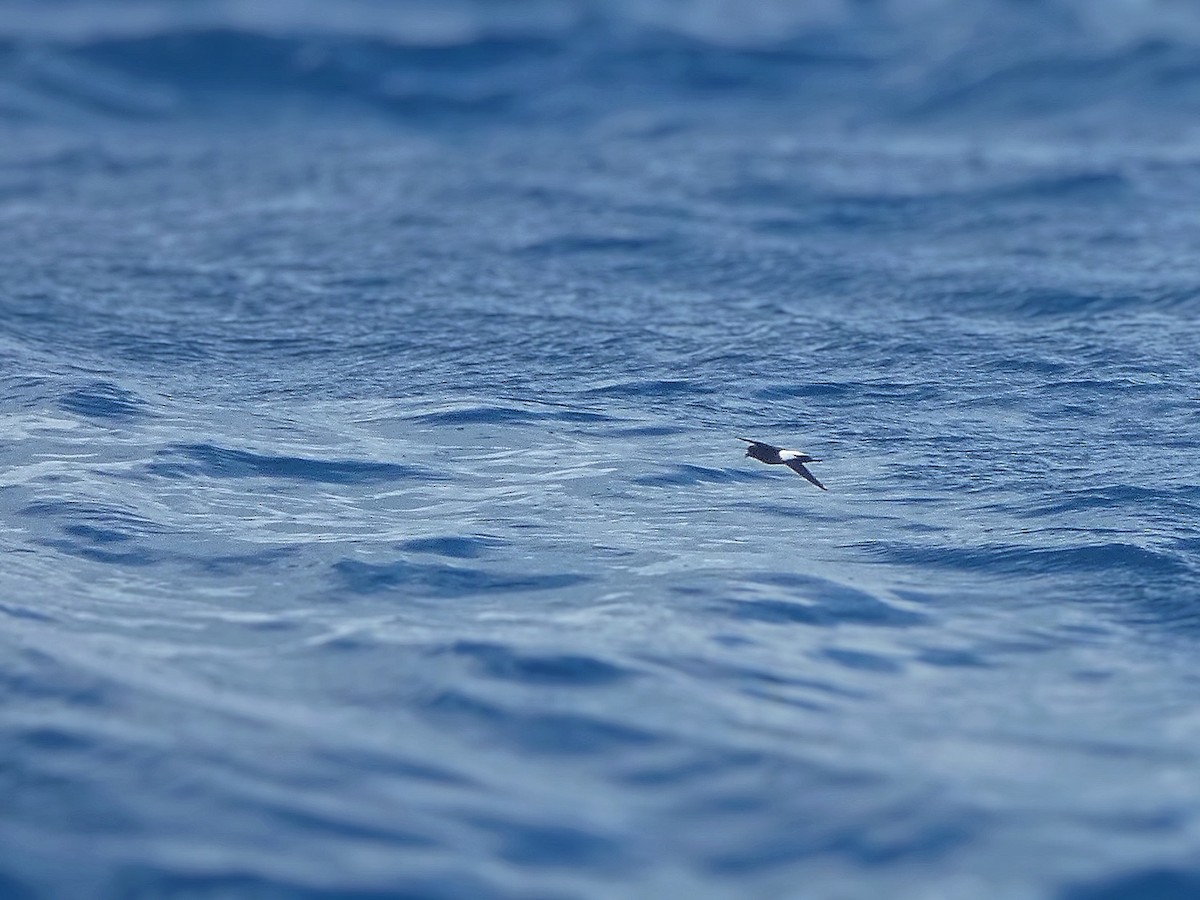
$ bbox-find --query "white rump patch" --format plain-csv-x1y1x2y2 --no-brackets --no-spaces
779,450,802,461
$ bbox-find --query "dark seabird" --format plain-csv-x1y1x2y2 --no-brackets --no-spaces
739,438,827,490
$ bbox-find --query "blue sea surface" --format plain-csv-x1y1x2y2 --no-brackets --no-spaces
4,2,1200,898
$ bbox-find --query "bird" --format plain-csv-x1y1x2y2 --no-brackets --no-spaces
739,437,827,490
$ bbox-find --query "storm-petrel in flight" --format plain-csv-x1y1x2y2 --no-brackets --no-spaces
739,438,827,490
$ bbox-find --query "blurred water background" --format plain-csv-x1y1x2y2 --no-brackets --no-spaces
3,1,1200,898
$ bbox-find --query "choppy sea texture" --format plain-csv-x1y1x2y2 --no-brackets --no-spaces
4,2,1200,898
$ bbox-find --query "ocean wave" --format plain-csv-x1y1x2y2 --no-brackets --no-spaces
58,379,148,422
438,640,634,687
333,558,590,598
1063,867,1200,900
634,463,764,487
868,540,1191,579
2,4,1200,129
144,443,437,484
418,689,658,756
728,574,930,629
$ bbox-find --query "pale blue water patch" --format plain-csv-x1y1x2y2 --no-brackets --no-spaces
4,2,1200,899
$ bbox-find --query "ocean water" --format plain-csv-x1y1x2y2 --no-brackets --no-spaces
4,2,1200,898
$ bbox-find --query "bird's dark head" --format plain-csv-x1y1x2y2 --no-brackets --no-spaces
744,443,773,463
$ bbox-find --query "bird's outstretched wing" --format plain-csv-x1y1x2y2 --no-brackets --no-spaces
785,459,827,490
738,437,780,451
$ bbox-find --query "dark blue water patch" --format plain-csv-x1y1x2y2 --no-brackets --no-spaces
95,25,556,122
464,813,632,872
583,379,714,399
442,641,633,687
409,406,540,426
74,28,560,93
746,502,848,525
905,37,1200,124
703,802,978,875
913,647,992,669
863,540,1189,579
727,574,929,629
13,724,92,755
22,499,160,566
0,375,55,411
1043,376,1164,397
931,281,1181,318
12,49,174,121
313,747,473,790
622,746,868,798
1117,589,1200,636
61,523,133,545
647,653,867,702
756,381,944,408
254,798,439,851
56,28,541,123
0,873,35,900
589,24,881,90
1170,535,1200,561
727,594,924,629
191,546,298,577
549,409,615,424
3,13,1079,131
333,559,589,599
785,195,974,235
616,746,766,790
674,766,980,871
22,499,297,573
3,8,1197,136
602,424,686,437
42,527,293,576
399,536,505,560
1008,289,1142,318
104,867,519,900
1021,490,1141,516
633,464,764,487
1061,867,1200,900
758,169,1127,235
0,600,53,623
1081,809,1187,837
373,88,515,119
38,536,160,567
146,443,434,484
20,499,166,537
2,750,142,836
709,174,817,210
739,688,829,716
58,380,147,422
0,647,113,710
420,690,660,757
980,355,1075,378
1024,485,1200,517
974,169,1131,204
0,143,161,177
753,381,875,401
819,648,904,675
516,234,674,256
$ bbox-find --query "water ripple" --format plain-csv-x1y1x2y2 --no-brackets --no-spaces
145,443,435,484
333,559,590,599
57,380,147,422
